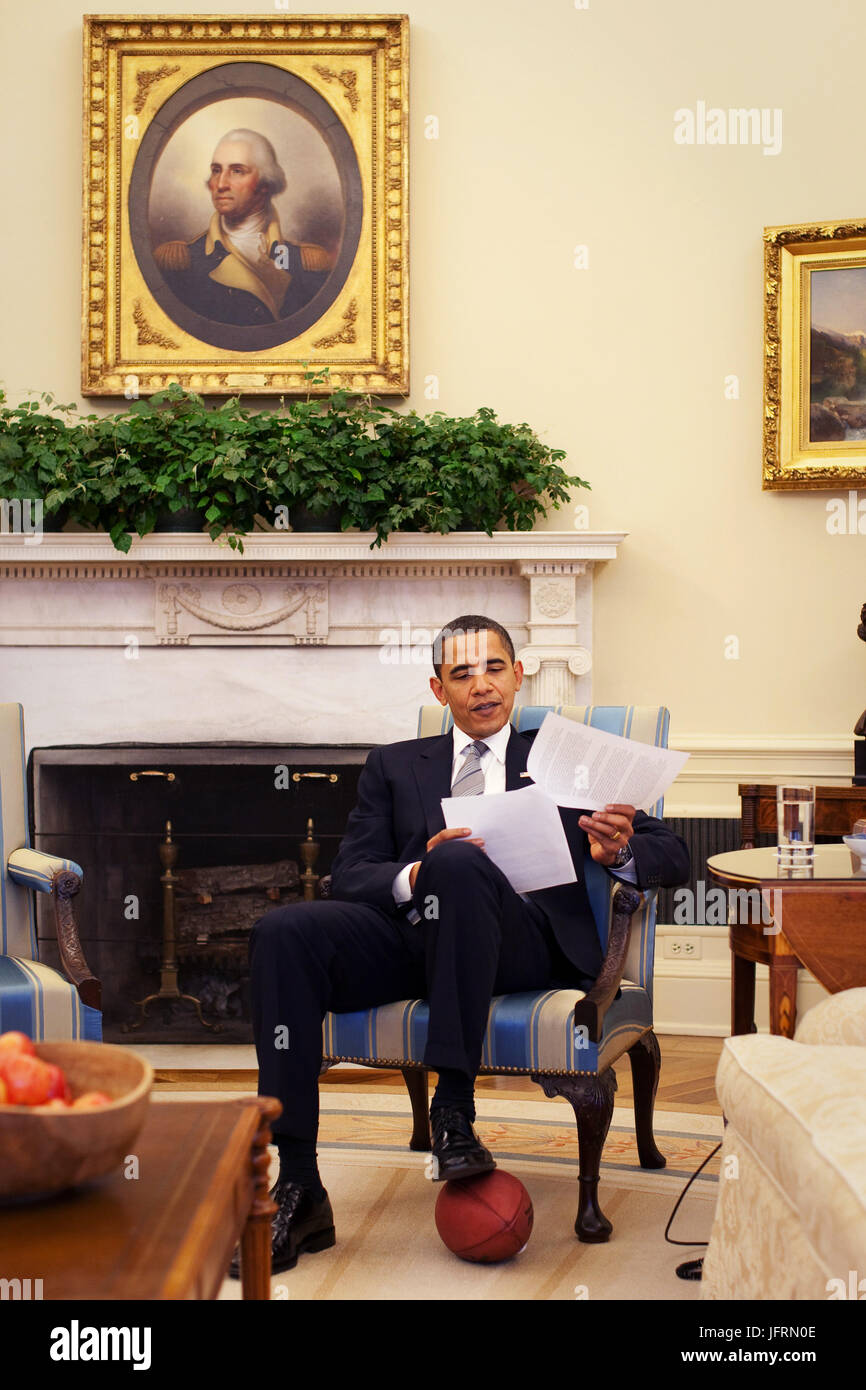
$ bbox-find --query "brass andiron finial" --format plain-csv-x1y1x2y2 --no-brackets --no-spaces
299,817,320,902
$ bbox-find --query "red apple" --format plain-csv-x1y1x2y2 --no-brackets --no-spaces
0,1031,35,1058
43,1063,72,1104
2,1054,52,1106
71,1090,112,1110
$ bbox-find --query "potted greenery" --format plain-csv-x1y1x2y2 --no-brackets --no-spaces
0,387,588,552
98,387,288,551
0,393,103,531
260,387,391,534
345,405,584,545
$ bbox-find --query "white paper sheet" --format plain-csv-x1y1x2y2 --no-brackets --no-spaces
525,711,689,811
440,784,577,894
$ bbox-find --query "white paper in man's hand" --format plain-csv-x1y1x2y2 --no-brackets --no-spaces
440,784,577,894
525,711,689,811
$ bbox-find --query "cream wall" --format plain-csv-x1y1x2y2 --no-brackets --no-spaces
0,0,862,743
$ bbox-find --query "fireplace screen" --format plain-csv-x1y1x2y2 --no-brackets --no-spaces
29,744,367,1042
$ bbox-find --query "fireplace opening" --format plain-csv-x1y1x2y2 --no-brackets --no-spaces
29,744,369,1043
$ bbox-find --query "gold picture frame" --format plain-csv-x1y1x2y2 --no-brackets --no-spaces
82,14,408,396
764,217,866,488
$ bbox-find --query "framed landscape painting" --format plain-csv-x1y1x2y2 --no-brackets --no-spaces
764,217,866,488
82,15,409,396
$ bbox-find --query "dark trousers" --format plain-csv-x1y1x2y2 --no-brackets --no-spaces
250,840,589,1139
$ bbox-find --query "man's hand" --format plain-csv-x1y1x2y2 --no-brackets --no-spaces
408,827,486,892
579,803,636,866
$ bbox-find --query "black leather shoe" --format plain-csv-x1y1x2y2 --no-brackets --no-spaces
228,1180,335,1278
430,1107,496,1182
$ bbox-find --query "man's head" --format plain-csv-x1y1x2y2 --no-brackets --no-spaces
206,129,287,225
429,615,523,738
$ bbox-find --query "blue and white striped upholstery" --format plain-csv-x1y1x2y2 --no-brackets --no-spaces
8,848,83,896
323,983,653,1076
0,957,100,1040
322,704,668,1076
0,703,37,960
0,703,101,1042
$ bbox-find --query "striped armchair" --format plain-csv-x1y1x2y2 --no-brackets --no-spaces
0,704,101,1041
321,705,671,1242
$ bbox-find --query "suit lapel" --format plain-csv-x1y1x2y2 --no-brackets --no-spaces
414,733,454,837
505,724,532,790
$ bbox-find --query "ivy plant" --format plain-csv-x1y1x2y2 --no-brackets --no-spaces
0,386,589,552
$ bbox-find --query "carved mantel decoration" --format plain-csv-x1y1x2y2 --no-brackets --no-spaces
157,580,328,644
0,531,624,709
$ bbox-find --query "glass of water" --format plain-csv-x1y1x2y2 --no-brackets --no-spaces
776,785,815,868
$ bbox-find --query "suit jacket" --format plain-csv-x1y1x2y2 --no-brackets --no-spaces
155,213,330,327
329,724,691,980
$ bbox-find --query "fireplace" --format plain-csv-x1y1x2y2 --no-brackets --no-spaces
29,743,368,1042
4,529,624,1035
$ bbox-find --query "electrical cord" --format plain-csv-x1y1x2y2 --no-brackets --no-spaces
663,1138,722,1280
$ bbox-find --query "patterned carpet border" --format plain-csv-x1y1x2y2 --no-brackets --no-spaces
315,1104,722,1184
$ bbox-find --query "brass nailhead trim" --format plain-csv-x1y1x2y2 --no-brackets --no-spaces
321,1055,602,1077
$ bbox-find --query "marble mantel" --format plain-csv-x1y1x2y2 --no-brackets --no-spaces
0,530,625,744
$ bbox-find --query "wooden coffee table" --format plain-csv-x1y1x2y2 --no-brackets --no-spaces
0,1095,281,1300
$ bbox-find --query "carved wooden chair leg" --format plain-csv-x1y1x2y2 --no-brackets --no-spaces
401,1066,431,1151
535,1069,617,1242
627,1030,666,1169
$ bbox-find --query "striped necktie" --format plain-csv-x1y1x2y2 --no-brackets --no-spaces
451,740,488,796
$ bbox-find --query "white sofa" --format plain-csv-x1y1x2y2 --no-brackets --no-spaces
701,988,866,1300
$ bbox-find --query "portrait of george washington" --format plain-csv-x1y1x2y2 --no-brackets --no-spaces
130,73,363,352
153,126,334,328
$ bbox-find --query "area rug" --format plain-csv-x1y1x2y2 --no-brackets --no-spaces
155,1090,721,1300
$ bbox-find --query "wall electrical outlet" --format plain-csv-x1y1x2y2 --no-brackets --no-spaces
664,936,702,960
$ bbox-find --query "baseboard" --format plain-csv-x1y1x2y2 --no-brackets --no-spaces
652,956,829,1036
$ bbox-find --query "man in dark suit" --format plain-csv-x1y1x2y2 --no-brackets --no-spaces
234,614,689,1276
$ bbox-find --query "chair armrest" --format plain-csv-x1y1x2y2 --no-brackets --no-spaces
572,883,644,1045
7,851,100,1011
7,847,84,893
51,868,101,1010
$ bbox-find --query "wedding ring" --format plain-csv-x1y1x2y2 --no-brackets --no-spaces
611,830,621,841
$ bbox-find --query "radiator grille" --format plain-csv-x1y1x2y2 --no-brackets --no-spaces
656,817,765,922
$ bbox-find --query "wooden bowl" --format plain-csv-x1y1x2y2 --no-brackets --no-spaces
0,1041,153,1201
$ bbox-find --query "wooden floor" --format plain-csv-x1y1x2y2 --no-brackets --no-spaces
155,1033,726,1116
319,1033,726,1115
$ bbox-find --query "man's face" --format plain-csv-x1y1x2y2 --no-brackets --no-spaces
430,630,523,738
207,141,267,224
